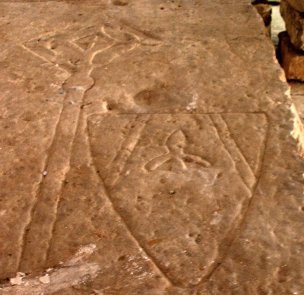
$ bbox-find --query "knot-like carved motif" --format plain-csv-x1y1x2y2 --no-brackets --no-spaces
145,129,211,171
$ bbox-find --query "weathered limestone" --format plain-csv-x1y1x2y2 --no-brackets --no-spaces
0,0,304,294
279,31,304,81
286,0,304,12
281,0,304,50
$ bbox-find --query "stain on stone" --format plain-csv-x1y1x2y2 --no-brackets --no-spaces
112,0,129,6
133,88,179,110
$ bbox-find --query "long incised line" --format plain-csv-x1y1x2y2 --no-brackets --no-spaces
86,116,174,287
18,83,94,271
17,23,149,272
44,80,96,264
17,36,99,271
192,114,270,293
210,114,256,191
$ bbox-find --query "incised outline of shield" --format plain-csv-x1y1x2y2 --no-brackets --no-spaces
87,112,268,287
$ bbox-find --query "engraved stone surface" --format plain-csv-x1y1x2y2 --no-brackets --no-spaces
0,1,303,294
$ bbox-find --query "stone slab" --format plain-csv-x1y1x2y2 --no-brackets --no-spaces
281,0,304,51
0,0,303,294
279,31,304,81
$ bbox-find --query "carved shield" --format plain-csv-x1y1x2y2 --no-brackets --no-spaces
87,113,268,287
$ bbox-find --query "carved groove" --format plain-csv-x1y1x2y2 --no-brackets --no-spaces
86,116,174,286
193,114,270,291
210,114,256,190
17,23,162,273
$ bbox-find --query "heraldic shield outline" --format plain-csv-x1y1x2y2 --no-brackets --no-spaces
87,112,268,287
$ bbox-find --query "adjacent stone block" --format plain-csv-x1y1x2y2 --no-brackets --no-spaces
286,0,304,12
279,31,304,81
281,0,304,50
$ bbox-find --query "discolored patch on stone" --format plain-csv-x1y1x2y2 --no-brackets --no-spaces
112,0,129,6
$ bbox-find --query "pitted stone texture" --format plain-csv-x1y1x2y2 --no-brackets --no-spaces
286,0,304,12
281,0,304,50
279,31,304,81
0,0,303,294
